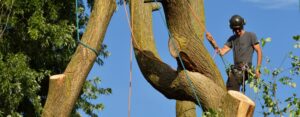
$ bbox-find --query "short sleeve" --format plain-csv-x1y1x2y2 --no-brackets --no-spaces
225,36,234,48
250,32,259,45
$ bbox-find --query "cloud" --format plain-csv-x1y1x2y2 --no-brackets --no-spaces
242,0,299,9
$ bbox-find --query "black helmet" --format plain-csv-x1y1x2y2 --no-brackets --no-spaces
229,15,246,29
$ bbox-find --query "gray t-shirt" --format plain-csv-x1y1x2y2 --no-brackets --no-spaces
225,31,259,65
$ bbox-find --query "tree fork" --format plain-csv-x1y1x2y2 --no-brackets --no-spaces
42,0,116,116
130,0,255,116
162,0,224,89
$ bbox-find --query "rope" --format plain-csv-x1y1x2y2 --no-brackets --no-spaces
154,0,203,109
122,0,235,114
122,1,132,117
186,0,233,70
75,0,99,56
212,49,218,60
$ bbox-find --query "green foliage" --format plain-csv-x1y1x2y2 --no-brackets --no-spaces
260,37,272,48
289,52,300,75
293,35,300,41
0,0,111,116
247,36,300,117
202,109,222,117
293,35,300,48
72,77,112,117
0,53,49,116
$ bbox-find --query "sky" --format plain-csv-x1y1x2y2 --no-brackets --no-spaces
85,0,300,117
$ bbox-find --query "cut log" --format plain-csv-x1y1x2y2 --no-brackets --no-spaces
168,38,180,58
228,90,255,117
42,0,116,116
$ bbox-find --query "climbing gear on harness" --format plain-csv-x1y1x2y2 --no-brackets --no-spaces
228,63,252,93
229,15,246,29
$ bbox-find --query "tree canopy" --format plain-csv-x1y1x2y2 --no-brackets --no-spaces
0,0,110,116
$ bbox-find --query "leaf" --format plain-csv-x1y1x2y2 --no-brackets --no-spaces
261,38,266,47
285,97,292,102
265,37,272,42
269,107,273,112
264,67,270,75
294,42,300,48
261,37,272,47
293,35,300,41
291,83,297,88
266,57,271,63
254,87,259,93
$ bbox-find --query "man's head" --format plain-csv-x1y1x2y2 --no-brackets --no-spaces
229,15,246,36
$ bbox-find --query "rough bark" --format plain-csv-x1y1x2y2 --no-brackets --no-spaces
42,0,116,116
130,0,255,116
162,0,224,88
176,100,196,117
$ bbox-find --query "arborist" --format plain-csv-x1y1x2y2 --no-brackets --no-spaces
206,15,263,92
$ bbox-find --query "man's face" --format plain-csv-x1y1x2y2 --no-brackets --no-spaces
232,28,243,36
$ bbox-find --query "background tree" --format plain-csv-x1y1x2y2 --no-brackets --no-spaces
247,36,299,117
0,0,111,116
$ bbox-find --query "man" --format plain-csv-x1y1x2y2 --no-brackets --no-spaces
206,15,262,92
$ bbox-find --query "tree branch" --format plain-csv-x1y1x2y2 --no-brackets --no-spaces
42,0,116,116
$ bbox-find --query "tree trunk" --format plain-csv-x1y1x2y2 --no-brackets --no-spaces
130,0,255,116
176,100,196,117
42,0,116,116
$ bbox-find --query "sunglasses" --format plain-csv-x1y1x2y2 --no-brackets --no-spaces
232,28,242,31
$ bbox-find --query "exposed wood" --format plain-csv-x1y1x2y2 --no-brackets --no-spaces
42,0,116,116
228,91,255,117
162,0,225,89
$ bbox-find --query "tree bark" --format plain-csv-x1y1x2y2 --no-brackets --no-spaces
42,0,116,116
176,100,196,117
130,0,255,116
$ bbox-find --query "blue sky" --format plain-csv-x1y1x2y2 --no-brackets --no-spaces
86,0,300,116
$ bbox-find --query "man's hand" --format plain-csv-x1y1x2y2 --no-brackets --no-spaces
255,69,261,79
206,32,214,42
206,32,219,49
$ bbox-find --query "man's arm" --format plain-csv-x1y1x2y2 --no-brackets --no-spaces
206,32,219,49
219,45,231,56
206,32,231,56
253,44,262,78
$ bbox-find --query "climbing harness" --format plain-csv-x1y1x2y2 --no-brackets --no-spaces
228,63,253,93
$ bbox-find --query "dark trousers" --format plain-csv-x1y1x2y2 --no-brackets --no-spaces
226,65,250,92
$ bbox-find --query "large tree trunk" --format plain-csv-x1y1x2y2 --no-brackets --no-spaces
176,100,196,117
130,0,255,116
42,0,116,116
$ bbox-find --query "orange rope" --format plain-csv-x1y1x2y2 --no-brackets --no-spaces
186,1,207,32
186,1,221,58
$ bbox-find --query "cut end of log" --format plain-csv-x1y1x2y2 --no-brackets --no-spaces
228,90,255,106
228,90,255,117
50,74,66,79
168,39,180,58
